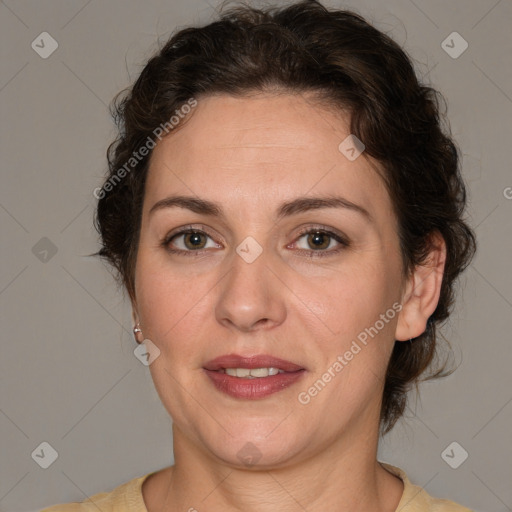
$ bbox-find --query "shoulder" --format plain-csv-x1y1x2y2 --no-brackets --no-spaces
39,473,152,512
380,462,474,512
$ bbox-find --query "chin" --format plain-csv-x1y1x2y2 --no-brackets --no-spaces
196,419,311,469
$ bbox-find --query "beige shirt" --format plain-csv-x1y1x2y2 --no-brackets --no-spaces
40,463,473,511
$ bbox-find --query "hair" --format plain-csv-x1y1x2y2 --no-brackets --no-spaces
95,0,476,433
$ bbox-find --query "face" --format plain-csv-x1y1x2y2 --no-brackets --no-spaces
133,92,406,468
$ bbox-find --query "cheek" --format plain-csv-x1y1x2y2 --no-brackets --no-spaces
298,266,399,414
134,256,216,423
135,254,198,342
297,257,399,343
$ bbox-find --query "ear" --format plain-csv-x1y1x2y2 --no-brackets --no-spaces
130,300,145,343
395,232,447,341
131,307,139,327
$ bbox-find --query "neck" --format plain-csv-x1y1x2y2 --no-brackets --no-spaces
156,422,403,512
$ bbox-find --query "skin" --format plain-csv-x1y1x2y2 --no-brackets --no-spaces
131,92,446,511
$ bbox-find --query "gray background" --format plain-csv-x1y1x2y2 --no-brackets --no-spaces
1,0,511,511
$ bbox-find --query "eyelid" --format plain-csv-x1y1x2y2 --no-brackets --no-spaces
163,224,221,244
289,225,350,257
293,224,349,245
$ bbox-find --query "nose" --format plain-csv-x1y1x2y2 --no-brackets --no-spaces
215,245,287,333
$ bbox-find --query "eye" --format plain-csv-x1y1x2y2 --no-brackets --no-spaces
163,228,220,254
291,228,349,257
162,225,349,258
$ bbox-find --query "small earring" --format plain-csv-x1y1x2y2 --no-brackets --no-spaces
133,323,143,344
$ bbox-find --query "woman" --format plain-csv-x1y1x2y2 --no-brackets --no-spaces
43,1,476,510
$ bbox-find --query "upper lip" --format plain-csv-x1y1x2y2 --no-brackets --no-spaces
203,354,305,372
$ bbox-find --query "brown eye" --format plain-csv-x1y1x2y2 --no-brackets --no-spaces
165,229,219,254
292,228,349,258
306,232,331,250
183,232,207,250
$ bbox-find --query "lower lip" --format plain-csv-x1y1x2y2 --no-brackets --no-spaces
203,369,306,399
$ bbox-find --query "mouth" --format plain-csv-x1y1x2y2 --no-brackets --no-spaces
215,367,286,378
203,354,306,399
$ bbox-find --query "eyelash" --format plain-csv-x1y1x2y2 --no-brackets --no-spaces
162,225,350,258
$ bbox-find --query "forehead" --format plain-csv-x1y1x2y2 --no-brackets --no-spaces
144,93,391,220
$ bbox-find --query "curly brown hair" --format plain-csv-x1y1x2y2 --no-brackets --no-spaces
95,0,476,433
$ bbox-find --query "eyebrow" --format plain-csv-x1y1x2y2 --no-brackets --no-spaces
149,194,373,223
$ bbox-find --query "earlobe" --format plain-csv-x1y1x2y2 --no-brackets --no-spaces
395,232,447,341
130,299,145,344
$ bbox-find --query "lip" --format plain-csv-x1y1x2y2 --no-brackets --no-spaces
203,354,305,372
203,353,306,400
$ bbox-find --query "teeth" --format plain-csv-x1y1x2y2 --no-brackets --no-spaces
224,367,283,378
